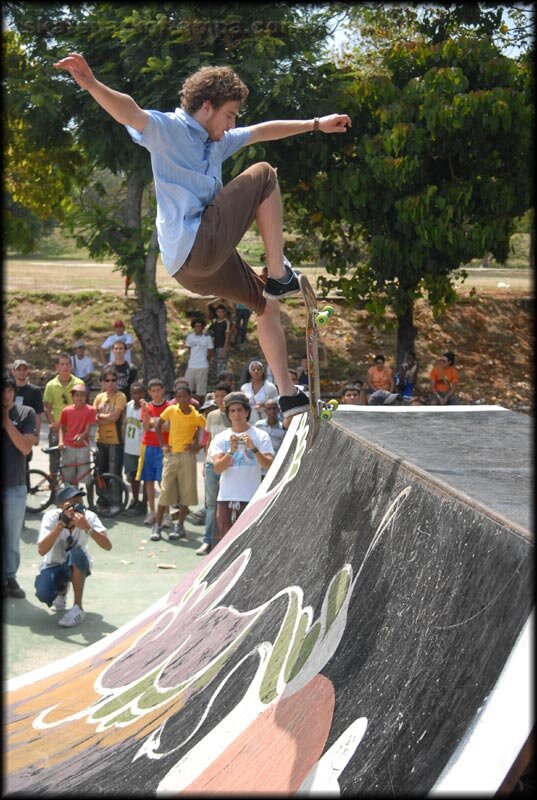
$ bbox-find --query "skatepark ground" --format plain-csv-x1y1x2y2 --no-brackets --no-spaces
4,406,533,795
3,422,208,680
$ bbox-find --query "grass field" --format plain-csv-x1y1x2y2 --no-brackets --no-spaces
5,229,532,295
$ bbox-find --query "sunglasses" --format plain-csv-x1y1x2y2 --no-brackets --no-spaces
72,391,86,396
61,394,70,404
104,378,117,383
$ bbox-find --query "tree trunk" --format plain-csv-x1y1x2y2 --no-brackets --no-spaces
125,172,175,393
396,302,417,372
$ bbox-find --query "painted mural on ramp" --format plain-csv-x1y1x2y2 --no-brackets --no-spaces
5,408,533,795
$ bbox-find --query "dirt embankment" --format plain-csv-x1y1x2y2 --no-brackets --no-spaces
4,288,533,413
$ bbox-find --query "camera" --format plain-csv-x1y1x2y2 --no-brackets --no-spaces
72,502,85,514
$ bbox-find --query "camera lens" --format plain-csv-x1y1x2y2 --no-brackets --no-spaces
73,502,85,513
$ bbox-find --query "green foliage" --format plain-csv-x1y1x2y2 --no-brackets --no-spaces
272,30,533,346
5,3,336,291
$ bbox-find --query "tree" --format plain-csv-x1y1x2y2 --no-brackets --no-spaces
4,2,337,387
3,30,84,253
269,30,533,366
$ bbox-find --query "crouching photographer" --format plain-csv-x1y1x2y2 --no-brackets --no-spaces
35,485,112,628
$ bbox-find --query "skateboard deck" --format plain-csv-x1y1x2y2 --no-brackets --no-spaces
298,274,337,445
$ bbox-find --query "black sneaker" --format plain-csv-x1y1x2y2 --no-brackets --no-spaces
6,578,26,599
263,258,301,300
278,389,310,419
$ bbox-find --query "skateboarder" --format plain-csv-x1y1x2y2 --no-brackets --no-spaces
53,54,351,419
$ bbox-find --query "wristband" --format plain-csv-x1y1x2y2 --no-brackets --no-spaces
252,447,259,454
313,117,320,132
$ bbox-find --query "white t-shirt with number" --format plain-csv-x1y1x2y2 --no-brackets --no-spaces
124,400,144,456
211,425,274,502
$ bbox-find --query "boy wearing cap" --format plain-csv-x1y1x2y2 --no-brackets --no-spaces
211,392,274,543
101,320,134,365
2,372,37,599
35,485,111,627
12,357,44,450
58,384,97,486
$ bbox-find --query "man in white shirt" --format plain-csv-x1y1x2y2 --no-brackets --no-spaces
35,485,112,627
211,392,274,545
184,318,214,403
71,341,95,388
101,320,134,365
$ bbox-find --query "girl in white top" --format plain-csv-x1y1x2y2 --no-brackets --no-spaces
240,360,278,423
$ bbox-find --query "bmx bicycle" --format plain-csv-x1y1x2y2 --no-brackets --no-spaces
26,446,129,517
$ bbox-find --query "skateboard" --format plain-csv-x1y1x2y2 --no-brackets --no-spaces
298,273,339,444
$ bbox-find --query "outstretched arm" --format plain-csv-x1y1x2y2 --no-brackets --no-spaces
247,113,351,145
53,52,148,133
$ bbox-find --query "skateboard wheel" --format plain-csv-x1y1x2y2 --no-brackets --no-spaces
327,399,339,411
320,409,332,421
317,312,330,326
322,305,334,316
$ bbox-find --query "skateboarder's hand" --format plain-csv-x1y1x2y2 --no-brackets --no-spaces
53,53,96,91
319,114,352,134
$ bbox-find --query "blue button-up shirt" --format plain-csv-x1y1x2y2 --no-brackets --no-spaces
127,109,251,275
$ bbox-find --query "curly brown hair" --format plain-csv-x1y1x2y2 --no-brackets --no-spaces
180,66,249,114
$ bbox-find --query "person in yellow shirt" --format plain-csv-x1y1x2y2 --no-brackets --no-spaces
151,383,206,541
429,352,460,405
93,367,127,513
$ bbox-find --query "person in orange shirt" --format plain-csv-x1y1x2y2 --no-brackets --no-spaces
366,354,394,396
429,352,460,405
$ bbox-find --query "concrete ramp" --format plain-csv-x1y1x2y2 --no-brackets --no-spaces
5,407,533,795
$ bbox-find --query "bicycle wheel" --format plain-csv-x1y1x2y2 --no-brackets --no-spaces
26,469,54,513
89,473,129,517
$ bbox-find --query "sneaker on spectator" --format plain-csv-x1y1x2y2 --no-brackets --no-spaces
278,389,309,419
58,604,86,627
126,498,138,511
168,522,186,541
150,524,162,541
6,578,25,599
52,593,67,611
127,500,145,517
144,510,156,525
162,512,173,528
196,542,211,555
263,258,300,300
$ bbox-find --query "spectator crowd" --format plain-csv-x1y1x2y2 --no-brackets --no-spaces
3,303,461,628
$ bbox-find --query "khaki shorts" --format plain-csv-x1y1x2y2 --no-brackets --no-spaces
158,451,198,507
175,162,277,315
184,367,209,395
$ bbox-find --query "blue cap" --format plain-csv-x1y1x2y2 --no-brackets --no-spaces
56,485,86,505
